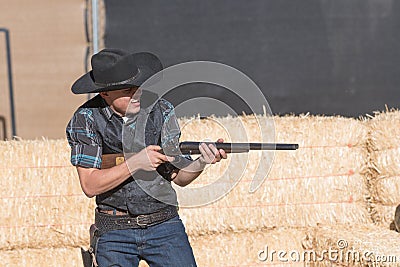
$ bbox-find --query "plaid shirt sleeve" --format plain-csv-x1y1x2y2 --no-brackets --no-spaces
66,108,103,169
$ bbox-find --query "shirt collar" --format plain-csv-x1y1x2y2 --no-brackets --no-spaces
99,97,115,120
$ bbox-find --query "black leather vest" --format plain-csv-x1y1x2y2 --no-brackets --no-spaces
82,93,177,215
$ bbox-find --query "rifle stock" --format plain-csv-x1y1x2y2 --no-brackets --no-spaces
101,154,124,169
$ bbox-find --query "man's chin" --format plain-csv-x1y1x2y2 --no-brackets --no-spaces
125,107,141,116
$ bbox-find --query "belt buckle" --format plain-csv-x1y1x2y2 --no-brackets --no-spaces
136,215,150,227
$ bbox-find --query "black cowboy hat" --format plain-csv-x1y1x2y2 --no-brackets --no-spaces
71,48,163,94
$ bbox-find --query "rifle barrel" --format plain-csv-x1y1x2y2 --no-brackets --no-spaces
179,141,298,154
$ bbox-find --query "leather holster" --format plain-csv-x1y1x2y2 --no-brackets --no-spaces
81,224,99,267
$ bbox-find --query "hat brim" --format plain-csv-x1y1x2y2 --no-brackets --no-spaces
71,52,162,94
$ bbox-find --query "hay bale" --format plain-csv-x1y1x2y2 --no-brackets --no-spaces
0,139,71,168
371,173,400,205
0,196,95,250
190,227,309,266
0,139,95,250
0,247,150,267
363,111,400,225
0,247,83,267
305,224,400,267
370,151,400,205
368,111,400,151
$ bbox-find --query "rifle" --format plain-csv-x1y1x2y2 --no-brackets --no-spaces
101,141,298,169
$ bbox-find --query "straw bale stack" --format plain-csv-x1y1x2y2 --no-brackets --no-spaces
364,111,400,226
3,112,398,266
305,224,400,266
178,115,371,235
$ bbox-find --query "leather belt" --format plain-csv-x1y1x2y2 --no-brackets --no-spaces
94,205,179,236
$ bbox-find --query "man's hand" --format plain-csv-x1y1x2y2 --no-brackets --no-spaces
198,138,228,165
172,138,228,186
127,145,174,172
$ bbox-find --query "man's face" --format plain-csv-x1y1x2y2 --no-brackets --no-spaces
100,87,142,116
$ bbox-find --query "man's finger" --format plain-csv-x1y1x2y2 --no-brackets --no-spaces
203,143,216,158
219,149,228,159
208,143,219,155
199,143,212,162
212,149,222,164
207,144,221,164
156,154,170,162
147,145,162,151
199,143,208,157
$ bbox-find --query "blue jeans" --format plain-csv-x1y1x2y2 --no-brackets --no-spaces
96,216,197,267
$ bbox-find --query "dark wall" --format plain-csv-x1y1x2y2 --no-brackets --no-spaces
103,0,400,117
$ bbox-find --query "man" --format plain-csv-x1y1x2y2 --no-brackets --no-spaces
66,48,227,267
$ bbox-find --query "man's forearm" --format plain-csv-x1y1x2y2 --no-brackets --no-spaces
77,160,139,198
173,159,207,187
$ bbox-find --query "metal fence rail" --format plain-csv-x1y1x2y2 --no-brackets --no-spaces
0,115,6,140
0,28,16,138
